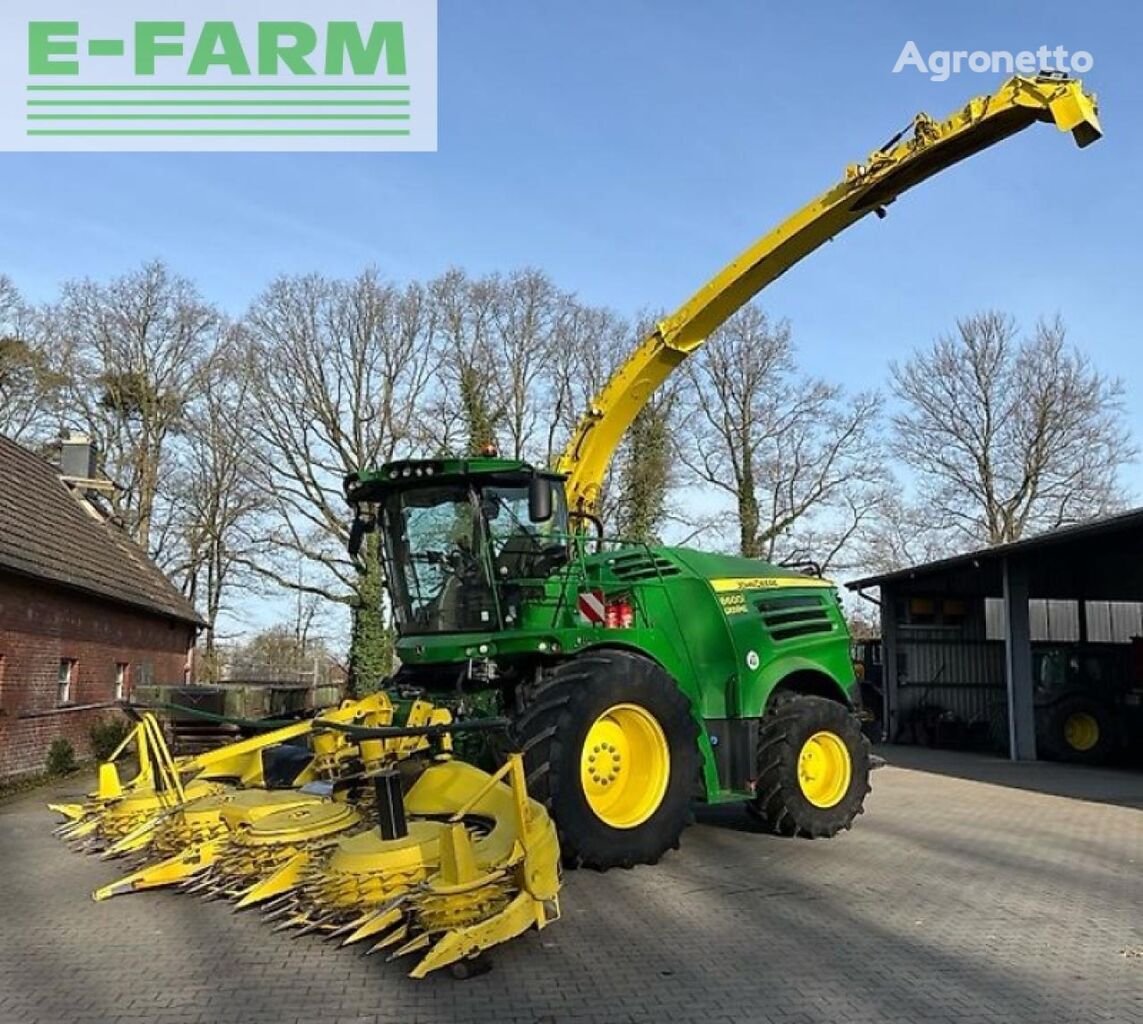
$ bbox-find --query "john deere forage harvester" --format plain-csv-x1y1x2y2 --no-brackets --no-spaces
344,75,1101,870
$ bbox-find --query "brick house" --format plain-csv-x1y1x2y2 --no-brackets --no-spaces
0,434,204,779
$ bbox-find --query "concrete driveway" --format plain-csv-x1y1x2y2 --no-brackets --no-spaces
1,748,1140,1024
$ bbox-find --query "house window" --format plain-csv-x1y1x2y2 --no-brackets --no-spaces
58,659,76,704
115,662,129,701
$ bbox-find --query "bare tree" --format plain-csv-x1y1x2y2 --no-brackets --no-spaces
422,269,501,455
0,276,65,444
542,301,633,530
679,305,884,565
542,300,628,461
46,261,221,552
844,600,881,640
891,312,1134,546
170,334,266,672
0,275,19,328
426,268,577,463
612,387,677,543
426,269,647,531
489,269,561,461
223,623,338,682
779,481,895,575
852,492,951,574
607,312,678,543
241,270,435,693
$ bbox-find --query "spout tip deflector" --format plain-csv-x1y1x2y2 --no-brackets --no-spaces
1008,75,1102,148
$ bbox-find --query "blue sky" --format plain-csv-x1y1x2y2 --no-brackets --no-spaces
3,1,1139,634
3,2,1137,421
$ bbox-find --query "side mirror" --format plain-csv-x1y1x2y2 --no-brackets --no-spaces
348,510,376,557
528,475,553,523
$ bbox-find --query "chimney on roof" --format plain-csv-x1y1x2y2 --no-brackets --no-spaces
59,432,99,482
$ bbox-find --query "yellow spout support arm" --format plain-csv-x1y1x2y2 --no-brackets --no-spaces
556,74,1101,517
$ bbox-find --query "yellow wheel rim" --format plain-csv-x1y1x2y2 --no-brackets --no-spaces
580,703,670,829
797,731,852,809
1064,712,1100,752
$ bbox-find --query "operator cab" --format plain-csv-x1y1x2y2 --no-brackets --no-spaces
345,459,569,635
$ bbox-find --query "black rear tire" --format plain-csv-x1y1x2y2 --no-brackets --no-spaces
514,649,700,870
752,694,870,838
1037,695,1116,764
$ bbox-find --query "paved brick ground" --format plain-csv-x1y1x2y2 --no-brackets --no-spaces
2,749,1141,1024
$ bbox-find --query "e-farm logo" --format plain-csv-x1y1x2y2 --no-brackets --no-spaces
0,0,436,151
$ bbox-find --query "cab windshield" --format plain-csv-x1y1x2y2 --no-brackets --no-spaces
380,477,568,635
482,482,568,583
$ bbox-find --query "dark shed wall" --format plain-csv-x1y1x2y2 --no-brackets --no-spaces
882,586,1008,752
871,516,1143,762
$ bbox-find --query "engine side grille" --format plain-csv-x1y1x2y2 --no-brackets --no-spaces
756,594,834,642
606,551,682,582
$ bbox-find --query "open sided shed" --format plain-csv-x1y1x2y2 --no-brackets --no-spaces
848,509,1143,763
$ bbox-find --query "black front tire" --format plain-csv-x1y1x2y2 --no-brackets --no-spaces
752,694,870,838
514,649,701,870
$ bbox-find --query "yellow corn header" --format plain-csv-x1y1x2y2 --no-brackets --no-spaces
51,695,560,977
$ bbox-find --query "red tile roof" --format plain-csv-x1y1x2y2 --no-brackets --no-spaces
0,434,205,625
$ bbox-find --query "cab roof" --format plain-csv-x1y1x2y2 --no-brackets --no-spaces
345,457,565,503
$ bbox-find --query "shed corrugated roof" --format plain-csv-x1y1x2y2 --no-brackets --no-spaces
0,434,205,625
847,507,1143,591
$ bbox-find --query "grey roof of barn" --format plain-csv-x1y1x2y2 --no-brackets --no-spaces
0,434,205,626
847,506,1143,592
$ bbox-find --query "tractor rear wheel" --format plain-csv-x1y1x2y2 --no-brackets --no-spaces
1037,695,1116,764
514,650,700,870
751,694,870,838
